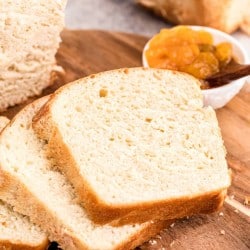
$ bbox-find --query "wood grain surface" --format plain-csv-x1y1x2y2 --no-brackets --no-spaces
1,29,250,250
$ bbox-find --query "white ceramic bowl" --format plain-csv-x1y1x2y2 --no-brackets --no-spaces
142,26,250,109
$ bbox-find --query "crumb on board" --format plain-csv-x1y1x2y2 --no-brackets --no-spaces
170,240,175,247
220,230,225,235
155,235,162,240
148,239,157,245
219,212,224,216
234,209,239,213
170,223,175,228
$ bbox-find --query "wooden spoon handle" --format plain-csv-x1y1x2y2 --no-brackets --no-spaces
207,64,250,87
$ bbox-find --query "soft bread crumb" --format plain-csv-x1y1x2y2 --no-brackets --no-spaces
0,1,66,111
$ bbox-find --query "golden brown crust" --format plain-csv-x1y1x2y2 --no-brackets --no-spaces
0,239,48,250
32,68,229,225
136,0,250,34
137,0,227,29
115,220,172,250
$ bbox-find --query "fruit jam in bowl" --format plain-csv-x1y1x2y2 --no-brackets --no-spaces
142,26,249,109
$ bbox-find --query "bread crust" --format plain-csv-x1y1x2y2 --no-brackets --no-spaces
115,220,172,250
136,0,250,34
33,68,229,225
0,239,48,250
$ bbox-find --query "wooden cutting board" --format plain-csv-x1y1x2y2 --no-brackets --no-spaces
1,30,250,250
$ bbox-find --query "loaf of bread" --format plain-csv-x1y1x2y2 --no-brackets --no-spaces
0,0,67,111
0,116,48,250
0,97,169,250
136,0,250,34
33,68,230,225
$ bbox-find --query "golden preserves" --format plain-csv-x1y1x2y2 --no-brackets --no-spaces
145,26,233,89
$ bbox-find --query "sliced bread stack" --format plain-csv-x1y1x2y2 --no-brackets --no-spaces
0,96,169,250
0,116,48,250
0,68,230,249
0,0,67,111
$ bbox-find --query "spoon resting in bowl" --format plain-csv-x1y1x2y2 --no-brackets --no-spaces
206,61,250,88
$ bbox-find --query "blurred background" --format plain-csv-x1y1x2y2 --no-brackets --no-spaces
65,0,169,36
65,0,250,55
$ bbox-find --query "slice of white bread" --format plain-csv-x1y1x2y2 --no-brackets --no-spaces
0,0,67,111
33,68,231,225
0,116,48,250
0,97,170,250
